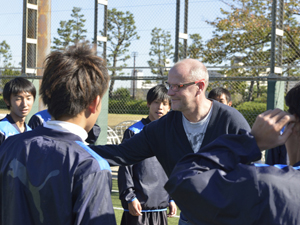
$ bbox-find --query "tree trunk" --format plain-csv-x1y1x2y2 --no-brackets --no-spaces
256,80,260,98
248,81,254,101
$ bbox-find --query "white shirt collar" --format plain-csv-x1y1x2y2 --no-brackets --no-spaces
44,120,88,142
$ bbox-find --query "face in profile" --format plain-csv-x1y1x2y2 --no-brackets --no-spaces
7,92,34,120
148,99,171,121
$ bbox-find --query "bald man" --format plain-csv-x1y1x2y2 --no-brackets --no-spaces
91,59,251,224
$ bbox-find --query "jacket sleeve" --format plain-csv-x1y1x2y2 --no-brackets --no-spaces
118,165,136,203
72,163,116,225
117,128,137,203
90,125,155,166
165,130,262,225
28,115,43,130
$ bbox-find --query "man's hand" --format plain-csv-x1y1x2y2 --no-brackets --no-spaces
167,201,177,217
128,199,142,216
251,109,295,151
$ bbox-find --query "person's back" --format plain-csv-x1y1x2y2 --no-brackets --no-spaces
0,126,113,224
0,43,116,225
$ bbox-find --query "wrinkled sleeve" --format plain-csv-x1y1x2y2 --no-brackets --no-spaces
90,124,155,166
118,165,136,202
117,128,137,202
165,130,262,225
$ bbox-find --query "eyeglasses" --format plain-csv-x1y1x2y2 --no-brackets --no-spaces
164,80,203,92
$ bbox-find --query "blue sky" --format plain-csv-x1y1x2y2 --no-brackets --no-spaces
0,0,226,66
0,0,227,89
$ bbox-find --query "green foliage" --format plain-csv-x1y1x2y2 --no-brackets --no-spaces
147,27,173,76
109,99,148,114
236,101,266,127
0,41,12,66
111,88,131,100
52,7,87,50
203,0,300,100
178,33,204,60
98,8,140,98
0,41,20,90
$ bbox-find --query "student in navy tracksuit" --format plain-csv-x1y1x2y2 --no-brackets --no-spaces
0,43,116,225
0,77,36,145
165,82,300,225
28,109,101,145
118,85,176,225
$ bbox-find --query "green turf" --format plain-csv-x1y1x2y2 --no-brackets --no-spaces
111,179,180,225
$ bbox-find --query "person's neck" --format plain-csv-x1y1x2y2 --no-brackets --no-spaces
9,114,26,132
57,111,89,132
183,99,212,123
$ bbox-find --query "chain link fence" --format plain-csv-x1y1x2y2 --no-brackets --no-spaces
1,0,300,142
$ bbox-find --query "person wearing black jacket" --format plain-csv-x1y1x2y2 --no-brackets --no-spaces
91,59,251,225
0,43,116,225
118,85,176,225
165,82,300,225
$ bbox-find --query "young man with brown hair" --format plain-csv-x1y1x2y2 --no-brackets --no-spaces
0,43,116,225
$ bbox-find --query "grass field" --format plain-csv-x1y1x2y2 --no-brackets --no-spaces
108,113,147,128
111,178,180,225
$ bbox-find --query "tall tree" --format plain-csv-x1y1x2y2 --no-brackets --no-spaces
203,0,300,101
98,8,140,98
178,33,205,60
0,41,20,87
70,7,87,42
147,27,173,76
52,7,87,50
0,41,12,67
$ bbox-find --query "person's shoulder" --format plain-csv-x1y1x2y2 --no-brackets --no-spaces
74,141,111,172
128,120,145,134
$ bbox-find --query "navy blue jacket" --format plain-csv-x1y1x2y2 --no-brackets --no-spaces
0,126,116,225
165,130,300,225
28,109,101,145
118,118,170,211
0,114,31,145
91,100,251,177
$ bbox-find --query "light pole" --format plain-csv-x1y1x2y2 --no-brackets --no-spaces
132,51,138,99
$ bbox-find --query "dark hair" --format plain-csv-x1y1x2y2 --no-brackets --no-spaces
147,84,171,105
3,77,36,109
208,87,232,102
40,42,110,119
285,82,300,118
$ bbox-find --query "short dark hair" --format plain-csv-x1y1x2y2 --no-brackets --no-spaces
40,42,110,119
147,84,171,105
3,77,36,109
208,87,232,102
285,82,300,118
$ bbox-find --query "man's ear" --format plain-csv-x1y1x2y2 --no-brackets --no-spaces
197,80,205,92
89,96,101,114
228,101,232,107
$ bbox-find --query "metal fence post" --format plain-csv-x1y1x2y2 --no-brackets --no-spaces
267,0,285,111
